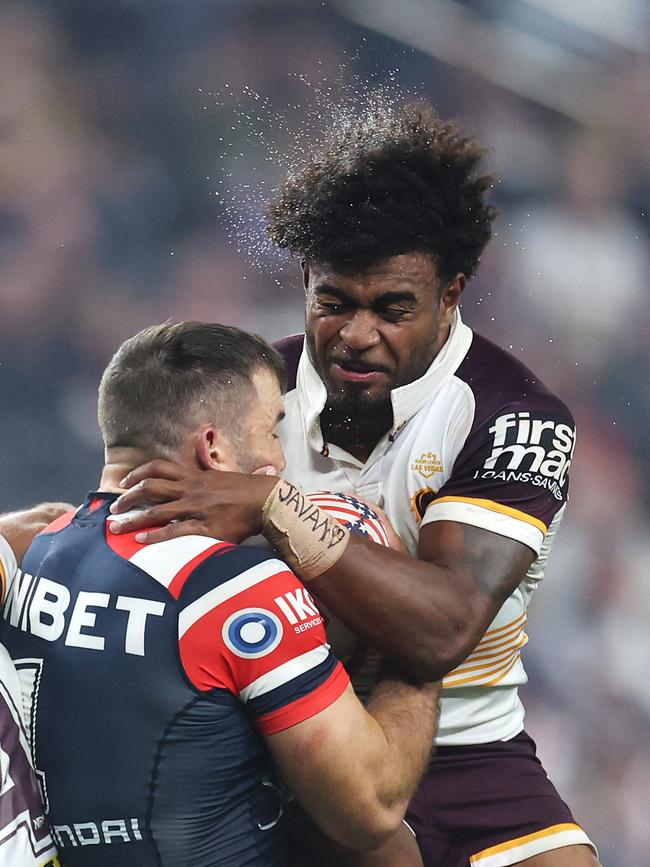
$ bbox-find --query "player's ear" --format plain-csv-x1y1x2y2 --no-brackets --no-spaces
194,426,234,472
440,273,465,317
301,258,309,291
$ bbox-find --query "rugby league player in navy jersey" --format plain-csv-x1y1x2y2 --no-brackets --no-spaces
0,323,436,866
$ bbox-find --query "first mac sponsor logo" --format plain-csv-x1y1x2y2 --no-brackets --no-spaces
474,411,576,500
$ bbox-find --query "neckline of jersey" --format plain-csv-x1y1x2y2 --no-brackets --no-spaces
295,310,474,463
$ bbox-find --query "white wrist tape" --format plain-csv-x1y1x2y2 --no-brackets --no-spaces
261,480,350,581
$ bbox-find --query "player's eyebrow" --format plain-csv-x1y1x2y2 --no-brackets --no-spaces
372,290,418,306
314,284,417,306
314,284,354,302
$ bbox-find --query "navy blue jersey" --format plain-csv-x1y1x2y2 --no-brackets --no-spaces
0,494,348,866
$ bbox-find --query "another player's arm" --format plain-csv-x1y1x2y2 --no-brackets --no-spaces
268,676,439,850
110,465,532,680
308,519,534,681
257,480,534,682
0,503,74,562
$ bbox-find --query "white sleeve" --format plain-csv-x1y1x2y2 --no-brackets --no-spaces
0,535,18,605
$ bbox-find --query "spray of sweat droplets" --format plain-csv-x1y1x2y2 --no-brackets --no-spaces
204,71,425,278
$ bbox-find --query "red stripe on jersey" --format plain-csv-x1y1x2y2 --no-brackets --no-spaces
87,497,105,513
167,541,234,600
40,508,78,535
179,566,329,696
256,662,349,735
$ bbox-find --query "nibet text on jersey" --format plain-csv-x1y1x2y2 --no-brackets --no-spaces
4,571,165,654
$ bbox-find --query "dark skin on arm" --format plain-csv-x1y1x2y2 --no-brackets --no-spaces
312,518,534,681
108,461,534,681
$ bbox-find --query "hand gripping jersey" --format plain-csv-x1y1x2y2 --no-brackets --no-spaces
0,536,59,867
0,496,348,866
275,310,576,746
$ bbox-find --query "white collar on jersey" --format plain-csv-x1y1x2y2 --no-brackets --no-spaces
295,309,474,456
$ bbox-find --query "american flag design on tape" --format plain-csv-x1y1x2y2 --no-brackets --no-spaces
307,492,390,548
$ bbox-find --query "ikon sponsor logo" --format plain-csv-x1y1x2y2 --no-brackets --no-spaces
274,588,323,633
222,609,283,659
479,411,576,495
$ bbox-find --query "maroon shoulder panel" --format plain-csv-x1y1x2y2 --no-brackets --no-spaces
437,333,576,530
273,333,304,392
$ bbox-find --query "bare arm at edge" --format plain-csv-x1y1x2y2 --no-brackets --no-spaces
0,502,74,562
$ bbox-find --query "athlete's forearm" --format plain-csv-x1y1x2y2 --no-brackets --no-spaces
364,674,439,808
310,536,484,681
260,481,531,681
321,676,438,846
260,481,485,679
0,503,73,562
271,678,438,851
106,471,523,680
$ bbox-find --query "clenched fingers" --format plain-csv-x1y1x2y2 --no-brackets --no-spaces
118,459,188,490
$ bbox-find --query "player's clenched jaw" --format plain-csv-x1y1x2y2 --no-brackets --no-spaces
304,252,463,416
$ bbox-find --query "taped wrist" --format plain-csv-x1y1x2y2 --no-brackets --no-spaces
261,480,350,581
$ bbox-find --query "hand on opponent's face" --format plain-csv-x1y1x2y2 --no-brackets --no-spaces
108,459,278,545
107,459,405,557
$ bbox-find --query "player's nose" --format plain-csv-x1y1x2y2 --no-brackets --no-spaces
338,310,380,351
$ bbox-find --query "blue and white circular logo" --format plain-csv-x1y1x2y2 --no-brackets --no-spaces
222,608,283,658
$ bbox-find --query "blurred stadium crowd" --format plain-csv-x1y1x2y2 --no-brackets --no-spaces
0,1,648,864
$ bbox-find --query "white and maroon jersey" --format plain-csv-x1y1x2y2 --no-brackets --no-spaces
0,536,59,867
0,497,348,866
275,310,576,746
